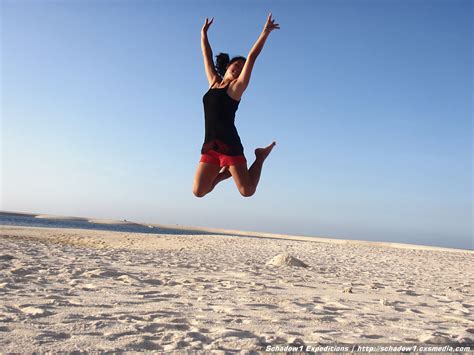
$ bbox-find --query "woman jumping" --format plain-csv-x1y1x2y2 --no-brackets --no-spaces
192,13,280,198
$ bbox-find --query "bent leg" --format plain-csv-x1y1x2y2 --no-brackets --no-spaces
229,163,256,197
229,142,276,197
192,163,221,198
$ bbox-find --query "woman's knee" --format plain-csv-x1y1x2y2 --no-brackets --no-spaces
239,184,256,197
192,185,208,198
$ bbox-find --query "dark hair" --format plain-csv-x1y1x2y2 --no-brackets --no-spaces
215,52,246,78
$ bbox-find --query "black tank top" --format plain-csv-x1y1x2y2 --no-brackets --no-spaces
201,82,244,156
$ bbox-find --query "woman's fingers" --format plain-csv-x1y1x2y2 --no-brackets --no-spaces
203,17,213,25
202,17,214,33
264,13,279,32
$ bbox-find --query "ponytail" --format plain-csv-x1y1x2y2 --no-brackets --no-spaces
215,52,230,78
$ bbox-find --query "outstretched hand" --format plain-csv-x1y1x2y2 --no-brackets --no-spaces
263,13,280,33
201,17,214,34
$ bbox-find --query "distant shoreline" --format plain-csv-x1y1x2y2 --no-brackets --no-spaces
0,210,471,253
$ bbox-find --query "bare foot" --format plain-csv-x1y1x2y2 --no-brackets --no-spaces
255,141,276,162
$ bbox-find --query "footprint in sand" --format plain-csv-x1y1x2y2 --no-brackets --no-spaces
0,282,11,291
407,308,424,314
217,328,260,340
182,331,212,343
104,330,138,341
140,322,190,332
81,283,98,291
292,301,318,312
35,331,71,342
136,290,162,299
208,305,238,314
419,333,454,344
10,267,37,277
244,303,279,310
125,338,163,351
0,306,18,322
395,289,421,296
0,255,15,261
116,274,139,285
141,278,163,286
17,305,53,318
362,334,385,339
81,268,123,278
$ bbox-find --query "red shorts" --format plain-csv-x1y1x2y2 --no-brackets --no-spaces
200,150,247,167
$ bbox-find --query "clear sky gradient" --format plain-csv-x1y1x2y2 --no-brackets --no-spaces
1,0,472,249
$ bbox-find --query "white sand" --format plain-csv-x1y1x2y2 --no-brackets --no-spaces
0,224,473,352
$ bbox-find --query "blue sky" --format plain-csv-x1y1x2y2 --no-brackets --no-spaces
1,0,472,249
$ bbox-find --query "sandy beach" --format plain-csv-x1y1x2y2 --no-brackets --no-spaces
0,216,473,352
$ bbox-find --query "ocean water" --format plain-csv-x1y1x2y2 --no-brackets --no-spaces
0,213,227,236
0,213,471,251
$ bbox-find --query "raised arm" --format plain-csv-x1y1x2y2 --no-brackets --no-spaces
201,17,219,86
235,13,280,94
